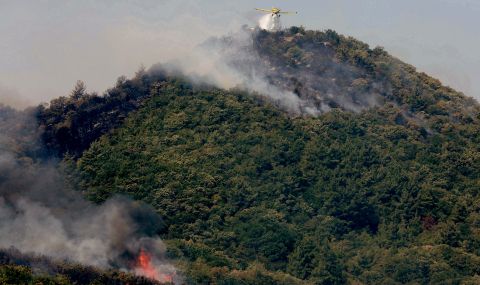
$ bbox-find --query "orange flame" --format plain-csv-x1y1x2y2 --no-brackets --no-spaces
136,249,174,283
137,249,159,280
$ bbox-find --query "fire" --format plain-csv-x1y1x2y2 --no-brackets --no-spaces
135,249,174,283
137,249,159,280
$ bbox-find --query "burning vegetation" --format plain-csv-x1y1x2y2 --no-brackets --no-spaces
0,248,167,285
135,249,175,284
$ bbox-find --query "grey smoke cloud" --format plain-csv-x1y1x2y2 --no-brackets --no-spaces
154,26,322,116
157,24,388,116
0,107,178,282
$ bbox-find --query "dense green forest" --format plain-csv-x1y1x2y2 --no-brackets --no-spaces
11,28,480,284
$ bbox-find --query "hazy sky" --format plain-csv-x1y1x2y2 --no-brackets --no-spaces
1,0,479,107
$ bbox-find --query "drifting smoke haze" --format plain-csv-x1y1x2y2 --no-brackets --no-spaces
0,106,179,283
153,23,322,116
153,19,390,116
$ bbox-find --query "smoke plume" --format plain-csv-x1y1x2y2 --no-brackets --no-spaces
150,18,390,116
0,106,179,283
151,25,322,116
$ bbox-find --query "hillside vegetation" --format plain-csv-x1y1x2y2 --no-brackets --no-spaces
34,28,480,284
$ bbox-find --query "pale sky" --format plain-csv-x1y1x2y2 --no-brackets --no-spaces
1,0,479,107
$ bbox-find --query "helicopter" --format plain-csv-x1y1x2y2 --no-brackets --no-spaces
255,7,298,17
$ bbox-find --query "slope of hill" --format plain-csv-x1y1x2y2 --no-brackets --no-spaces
33,28,480,284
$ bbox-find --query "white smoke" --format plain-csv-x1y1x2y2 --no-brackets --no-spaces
153,25,321,116
258,14,282,31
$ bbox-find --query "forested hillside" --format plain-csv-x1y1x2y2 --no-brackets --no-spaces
32,28,480,284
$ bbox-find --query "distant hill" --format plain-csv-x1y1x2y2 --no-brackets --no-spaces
30,28,480,284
